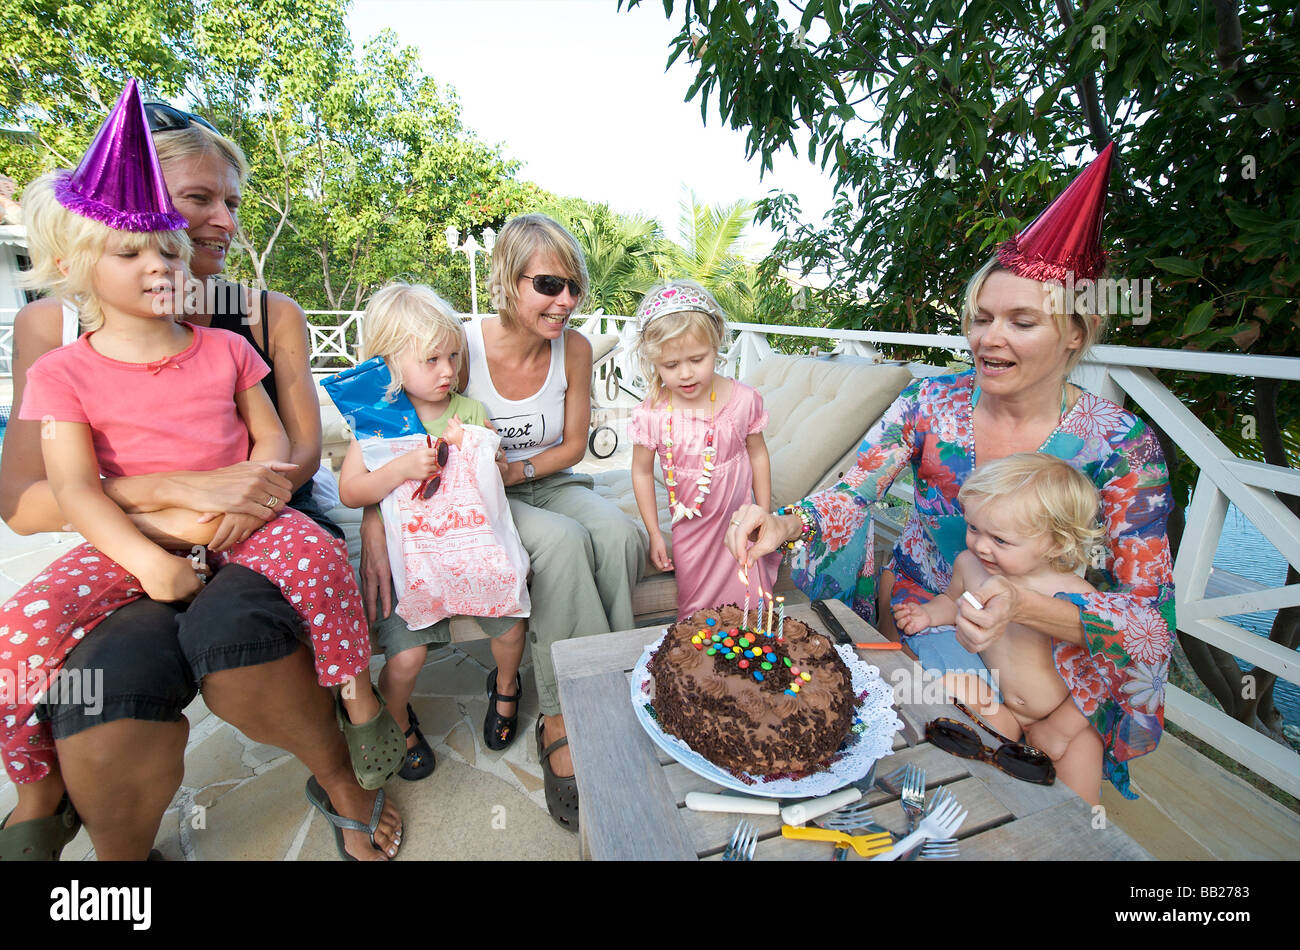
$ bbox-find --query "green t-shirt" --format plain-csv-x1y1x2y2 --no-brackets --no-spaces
420,391,488,436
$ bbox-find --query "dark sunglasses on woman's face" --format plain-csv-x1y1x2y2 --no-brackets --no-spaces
520,274,582,298
144,102,221,135
925,700,1056,785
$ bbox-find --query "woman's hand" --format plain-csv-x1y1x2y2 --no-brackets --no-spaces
954,574,1022,653
648,531,674,572
725,504,796,567
500,460,526,487
359,504,393,623
176,461,296,521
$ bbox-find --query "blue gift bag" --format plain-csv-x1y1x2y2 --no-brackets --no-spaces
321,356,423,439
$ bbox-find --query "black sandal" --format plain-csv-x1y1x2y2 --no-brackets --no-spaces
484,668,523,751
398,704,436,781
535,714,579,832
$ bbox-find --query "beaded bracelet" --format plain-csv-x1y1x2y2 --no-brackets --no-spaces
776,504,816,553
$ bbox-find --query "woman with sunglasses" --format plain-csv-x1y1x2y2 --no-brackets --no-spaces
358,213,645,831
0,103,402,860
727,145,1176,801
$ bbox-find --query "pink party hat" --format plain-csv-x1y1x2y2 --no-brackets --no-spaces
52,79,188,232
996,142,1115,282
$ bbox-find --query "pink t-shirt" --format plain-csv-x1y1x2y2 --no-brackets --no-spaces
20,323,269,477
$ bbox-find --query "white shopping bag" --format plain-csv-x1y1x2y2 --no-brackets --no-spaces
361,425,530,630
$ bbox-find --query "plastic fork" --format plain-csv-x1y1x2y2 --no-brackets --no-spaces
781,824,894,858
872,794,968,861
722,820,758,861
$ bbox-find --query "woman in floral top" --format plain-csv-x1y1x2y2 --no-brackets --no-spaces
727,262,1175,799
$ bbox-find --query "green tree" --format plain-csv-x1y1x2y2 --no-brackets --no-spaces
567,205,664,317
623,0,1299,741
661,190,760,322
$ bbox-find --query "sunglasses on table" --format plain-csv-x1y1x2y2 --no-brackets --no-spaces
412,436,450,500
144,102,221,135
925,700,1056,786
520,274,583,298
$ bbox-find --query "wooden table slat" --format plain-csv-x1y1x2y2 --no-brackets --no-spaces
559,669,696,861
955,800,1155,861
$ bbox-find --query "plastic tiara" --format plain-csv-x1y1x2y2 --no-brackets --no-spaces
635,284,721,332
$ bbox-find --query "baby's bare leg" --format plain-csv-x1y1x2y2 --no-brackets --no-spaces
941,672,1021,737
1053,725,1104,806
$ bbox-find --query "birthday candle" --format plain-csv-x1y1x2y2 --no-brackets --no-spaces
766,593,774,637
777,596,785,640
738,568,750,630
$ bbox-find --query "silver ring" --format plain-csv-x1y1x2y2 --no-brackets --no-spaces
266,495,278,508
729,518,742,527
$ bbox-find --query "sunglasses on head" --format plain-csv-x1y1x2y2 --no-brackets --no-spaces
926,700,1056,785
144,102,221,135
412,436,450,500
520,274,582,298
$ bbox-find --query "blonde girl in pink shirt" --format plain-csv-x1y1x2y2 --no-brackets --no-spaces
1,160,403,796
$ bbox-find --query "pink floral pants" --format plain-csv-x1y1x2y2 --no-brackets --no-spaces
0,508,367,784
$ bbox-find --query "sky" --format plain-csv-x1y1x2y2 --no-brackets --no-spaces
344,0,839,258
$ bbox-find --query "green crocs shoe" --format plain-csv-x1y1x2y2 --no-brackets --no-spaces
336,682,405,790
0,794,81,861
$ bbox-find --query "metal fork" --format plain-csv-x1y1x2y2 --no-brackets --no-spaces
900,763,927,835
722,820,758,861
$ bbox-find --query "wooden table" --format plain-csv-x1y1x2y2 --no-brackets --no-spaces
553,598,1153,861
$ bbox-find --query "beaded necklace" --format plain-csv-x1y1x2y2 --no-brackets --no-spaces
664,385,717,524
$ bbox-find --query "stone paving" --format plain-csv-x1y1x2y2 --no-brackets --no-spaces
0,395,638,861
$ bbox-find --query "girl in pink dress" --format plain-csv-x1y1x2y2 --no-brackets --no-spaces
629,282,782,620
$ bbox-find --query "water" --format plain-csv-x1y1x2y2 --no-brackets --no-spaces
1211,504,1298,725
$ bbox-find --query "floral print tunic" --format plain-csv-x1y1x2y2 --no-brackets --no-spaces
791,371,1176,797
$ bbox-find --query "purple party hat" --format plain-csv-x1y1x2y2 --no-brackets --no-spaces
52,79,189,232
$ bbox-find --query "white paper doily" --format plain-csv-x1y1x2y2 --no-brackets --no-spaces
630,631,902,798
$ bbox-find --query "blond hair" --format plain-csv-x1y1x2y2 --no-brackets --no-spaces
152,122,250,184
632,280,728,403
19,172,192,332
961,257,1109,377
488,214,588,330
957,452,1103,573
361,281,465,400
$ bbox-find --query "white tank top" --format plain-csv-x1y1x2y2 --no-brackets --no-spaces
464,316,567,464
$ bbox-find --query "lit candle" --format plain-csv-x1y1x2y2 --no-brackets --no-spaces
777,596,785,640
738,567,750,630
766,593,774,637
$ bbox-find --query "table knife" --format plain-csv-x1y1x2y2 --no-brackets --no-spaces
810,598,854,646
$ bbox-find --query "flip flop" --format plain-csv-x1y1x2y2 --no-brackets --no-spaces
0,794,81,861
535,715,579,832
304,776,401,861
336,681,406,790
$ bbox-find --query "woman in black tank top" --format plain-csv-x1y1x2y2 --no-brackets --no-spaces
0,112,400,861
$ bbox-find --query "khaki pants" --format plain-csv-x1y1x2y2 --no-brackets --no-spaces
506,472,646,716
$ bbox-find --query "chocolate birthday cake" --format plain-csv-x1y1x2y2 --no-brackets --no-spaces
646,604,857,777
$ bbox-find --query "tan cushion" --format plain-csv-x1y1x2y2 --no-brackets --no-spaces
744,355,912,508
